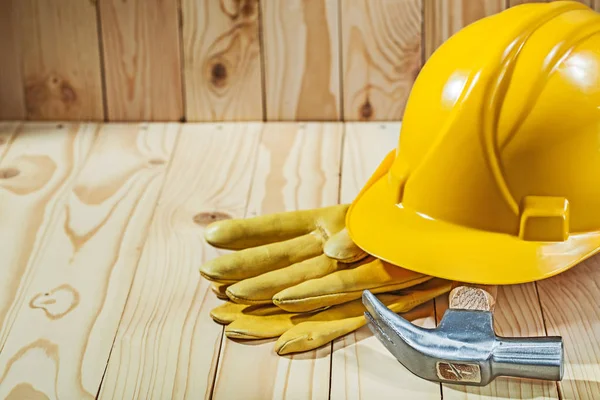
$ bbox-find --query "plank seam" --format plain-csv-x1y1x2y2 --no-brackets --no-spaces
95,0,109,122
534,281,563,400
421,0,426,65
258,2,268,122
15,2,27,120
12,0,27,121
176,0,186,122
328,121,347,400
432,297,443,399
337,0,345,121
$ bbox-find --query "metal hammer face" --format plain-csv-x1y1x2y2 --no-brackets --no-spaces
362,290,563,386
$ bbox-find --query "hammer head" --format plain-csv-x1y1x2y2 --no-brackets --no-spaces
362,290,563,386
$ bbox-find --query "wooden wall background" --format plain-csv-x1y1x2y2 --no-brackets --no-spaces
0,0,597,122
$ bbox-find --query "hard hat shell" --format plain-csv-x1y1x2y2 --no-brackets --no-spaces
346,1,600,285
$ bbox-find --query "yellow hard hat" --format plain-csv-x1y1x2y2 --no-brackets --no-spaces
346,1,600,285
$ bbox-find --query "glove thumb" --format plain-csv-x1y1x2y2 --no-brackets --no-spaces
323,228,367,263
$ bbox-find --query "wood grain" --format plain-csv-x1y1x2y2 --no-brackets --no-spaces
330,122,441,399
0,123,97,350
99,0,183,121
341,0,422,121
97,122,262,399
0,123,178,399
537,258,600,399
11,0,104,120
0,122,21,163
262,0,341,121
437,284,560,399
0,1,25,120
211,122,343,399
182,0,263,121
424,0,506,59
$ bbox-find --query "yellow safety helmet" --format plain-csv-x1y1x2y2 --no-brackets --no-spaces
346,1,600,285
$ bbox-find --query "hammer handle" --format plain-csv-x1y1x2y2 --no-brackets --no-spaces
448,284,498,312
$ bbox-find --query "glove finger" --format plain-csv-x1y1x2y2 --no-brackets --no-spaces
273,258,431,312
199,232,324,283
275,318,364,354
210,302,281,325
211,283,230,299
323,228,367,263
204,204,348,250
225,310,299,339
273,286,446,355
226,280,450,348
225,254,349,305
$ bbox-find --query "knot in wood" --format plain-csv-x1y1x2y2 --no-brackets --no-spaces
241,0,256,17
60,82,77,104
149,158,166,166
211,63,228,87
360,99,373,120
193,211,232,226
29,284,80,320
0,168,20,179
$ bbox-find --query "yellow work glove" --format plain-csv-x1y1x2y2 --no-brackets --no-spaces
210,278,452,354
199,204,432,312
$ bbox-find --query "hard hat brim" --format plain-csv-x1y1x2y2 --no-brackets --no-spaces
346,172,600,285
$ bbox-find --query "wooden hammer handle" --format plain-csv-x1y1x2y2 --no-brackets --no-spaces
448,284,498,312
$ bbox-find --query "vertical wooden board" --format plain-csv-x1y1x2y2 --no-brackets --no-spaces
97,122,262,400
15,0,104,120
0,1,25,120
212,122,343,400
0,123,178,399
330,122,441,399
424,0,506,59
0,123,97,348
99,0,183,121
182,0,263,121
436,284,560,399
341,0,422,121
537,258,600,400
262,0,341,121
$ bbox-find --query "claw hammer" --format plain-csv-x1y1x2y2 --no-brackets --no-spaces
362,284,564,386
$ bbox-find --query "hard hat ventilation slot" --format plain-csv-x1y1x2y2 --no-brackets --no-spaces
518,196,570,242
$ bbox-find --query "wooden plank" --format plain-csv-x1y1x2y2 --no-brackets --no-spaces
97,122,262,399
340,0,422,121
424,0,506,59
12,0,104,120
0,1,25,120
262,0,341,121
436,284,560,399
0,123,178,399
330,122,441,399
537,258,600,399
99,0,184,121
181,0,263,121
0,122,98,348
212,122,343,399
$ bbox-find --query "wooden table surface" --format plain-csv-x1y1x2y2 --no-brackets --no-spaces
0,121,598,400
